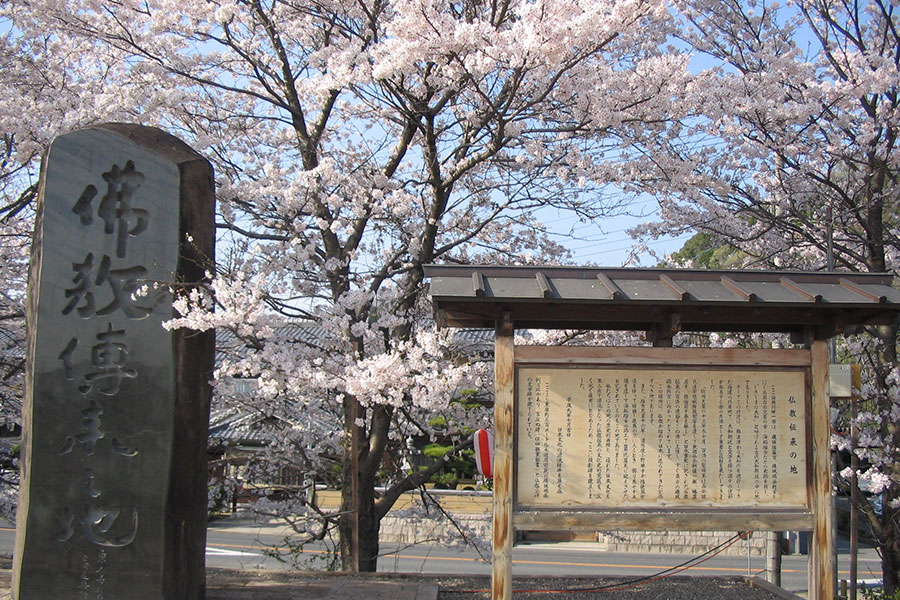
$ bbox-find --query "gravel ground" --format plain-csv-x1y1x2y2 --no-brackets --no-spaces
0,566,804,600
433,575,802,600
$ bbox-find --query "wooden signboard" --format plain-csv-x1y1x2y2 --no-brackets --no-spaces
491,343,832,600
516,366,808,511
424,265,900,600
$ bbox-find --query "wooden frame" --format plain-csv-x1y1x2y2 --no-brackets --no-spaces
492,318,515,600
810,340,834,600
491,342,834,600
514,345,812,366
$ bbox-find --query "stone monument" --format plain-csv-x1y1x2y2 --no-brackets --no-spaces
13,124,215,599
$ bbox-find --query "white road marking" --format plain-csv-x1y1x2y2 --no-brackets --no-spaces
206,546,260,557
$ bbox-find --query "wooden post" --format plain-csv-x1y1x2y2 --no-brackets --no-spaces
766,531,782,586
492,314,515,600
810,339,834,600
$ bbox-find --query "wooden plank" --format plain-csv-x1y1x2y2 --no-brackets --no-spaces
596,273,626,300
660,273,690,300
535,272,553,299
492,315,515,600
781,277,822,303
472,271,486,298
514,345,812,367
721,275,758,302
513,510,814,532
810,340,834,600
434,297,900,333
840,277,886,303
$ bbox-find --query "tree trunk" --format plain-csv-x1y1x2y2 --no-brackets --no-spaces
881,503,900,594
339,468,380,572
338,393,388,572
881,491,900,595
873,323,900,593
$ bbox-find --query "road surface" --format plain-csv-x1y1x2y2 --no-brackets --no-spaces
202,519,882,594
0,519,883,595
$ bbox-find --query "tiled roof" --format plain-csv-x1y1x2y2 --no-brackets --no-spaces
215,323,493,368
208,408,289,446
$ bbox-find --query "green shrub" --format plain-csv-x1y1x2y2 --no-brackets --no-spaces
430,472,459,489
862,585,900,600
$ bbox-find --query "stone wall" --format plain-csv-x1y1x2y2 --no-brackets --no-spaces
380,507,770,557
595,530,768,557
380,512,492,547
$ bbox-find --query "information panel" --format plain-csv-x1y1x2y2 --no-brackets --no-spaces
516,367,808,510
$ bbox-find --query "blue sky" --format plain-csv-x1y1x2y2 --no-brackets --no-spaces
537,197,692,267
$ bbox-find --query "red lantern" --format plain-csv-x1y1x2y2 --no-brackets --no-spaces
473,429,493,478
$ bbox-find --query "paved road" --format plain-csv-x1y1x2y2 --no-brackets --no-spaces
202,520,883,594
0,520,884,595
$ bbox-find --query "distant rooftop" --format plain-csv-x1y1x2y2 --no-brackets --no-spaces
214,324,493,369
425,265,900,340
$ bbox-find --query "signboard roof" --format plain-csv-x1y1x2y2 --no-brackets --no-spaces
424,265,900,338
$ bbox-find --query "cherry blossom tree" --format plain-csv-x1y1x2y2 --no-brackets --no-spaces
0,10,147,417
0,15,151,515
0,42,39,419
0,200,27,520
620,0,900,589
2,0,692,570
